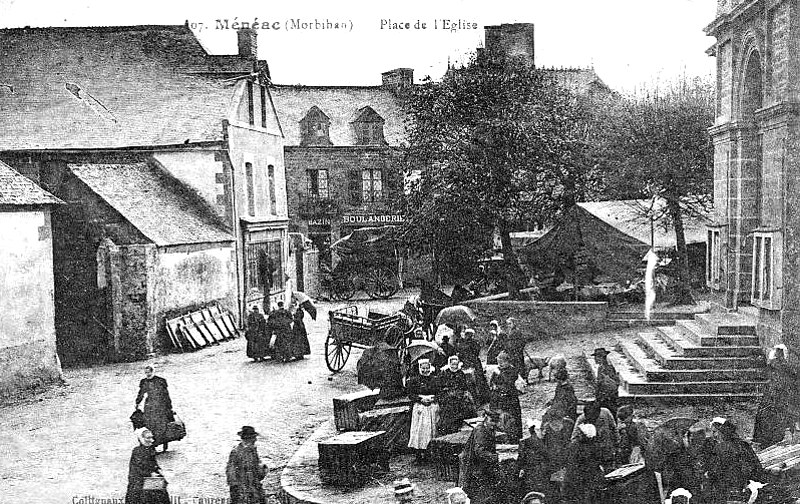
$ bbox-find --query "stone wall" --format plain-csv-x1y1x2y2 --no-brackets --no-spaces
0,209,62,397
151,244,238,353
464,299,609,341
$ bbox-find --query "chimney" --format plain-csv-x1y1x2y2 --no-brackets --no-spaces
381,68,414,90
237,28,258,59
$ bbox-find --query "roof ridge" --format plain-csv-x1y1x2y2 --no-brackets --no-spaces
0,24,188,32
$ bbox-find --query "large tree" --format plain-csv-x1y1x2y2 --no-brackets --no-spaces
591,78,715,302
399,53,595,296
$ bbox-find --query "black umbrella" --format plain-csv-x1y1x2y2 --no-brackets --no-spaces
292,292,317,320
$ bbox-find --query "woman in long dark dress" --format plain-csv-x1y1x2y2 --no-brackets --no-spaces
753,344,796,448
707,418,763,504
126,428,170,504
437,355,476,435
291,308,311,359
550,368,578,421
489,351,523,443
135,365,174,451
456,328,490,406
517,420,551,501
268,301,294,362
245,306,269,361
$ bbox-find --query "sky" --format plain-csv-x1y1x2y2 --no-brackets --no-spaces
0,0,718,93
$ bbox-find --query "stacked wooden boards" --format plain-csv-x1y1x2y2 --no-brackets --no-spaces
165,304,239,350
758,443,800,476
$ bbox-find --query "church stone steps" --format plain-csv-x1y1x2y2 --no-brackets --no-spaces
607,310,768,403
618,390,762,405
636,332,763,370
674,320,760,347
694,313,757,336
623,379,764,395
656,326,763,358
616,339,766,382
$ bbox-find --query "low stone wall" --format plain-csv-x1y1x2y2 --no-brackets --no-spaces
464,299,609,340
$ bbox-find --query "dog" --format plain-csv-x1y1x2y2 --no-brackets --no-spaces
522,352,567,381
523,353,551,381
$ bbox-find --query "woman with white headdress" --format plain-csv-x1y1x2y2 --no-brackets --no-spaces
406,358,440,461
126,428,170,504
753,343,797,448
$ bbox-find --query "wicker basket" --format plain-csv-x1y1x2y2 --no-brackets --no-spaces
142,476,168,491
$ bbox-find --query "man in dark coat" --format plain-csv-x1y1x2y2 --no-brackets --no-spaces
461,409,501,504
135,365,174,451
227,426,268,504
268,301,293,362
245,306,269,361
593,348,619,417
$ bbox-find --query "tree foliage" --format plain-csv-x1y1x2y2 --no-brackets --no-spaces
398,53,597,294
591,78,715,302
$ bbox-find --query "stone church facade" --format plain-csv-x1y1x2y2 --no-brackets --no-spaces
706,0,800,349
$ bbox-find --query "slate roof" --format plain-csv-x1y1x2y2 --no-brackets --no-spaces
270,85,407,146
0,25,251,150
546,68,612,96
70,162,233,247
0,160,62,206
577,199,711,248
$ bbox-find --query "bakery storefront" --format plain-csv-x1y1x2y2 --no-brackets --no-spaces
339,213,404,235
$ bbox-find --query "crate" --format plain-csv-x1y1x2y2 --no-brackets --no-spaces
317,431,388,487
333,389,380,431
358,405,411,453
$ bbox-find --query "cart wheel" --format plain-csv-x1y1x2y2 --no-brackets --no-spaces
325,332,352,372
331,275,356,301
364,268,400,299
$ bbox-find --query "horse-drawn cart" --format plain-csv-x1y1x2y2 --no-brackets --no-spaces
325,306,407,372
325,226,402,301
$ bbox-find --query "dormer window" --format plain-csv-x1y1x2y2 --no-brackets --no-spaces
299,106,332,146
350,106,385,145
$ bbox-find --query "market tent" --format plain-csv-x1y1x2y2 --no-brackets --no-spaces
522,199,711,285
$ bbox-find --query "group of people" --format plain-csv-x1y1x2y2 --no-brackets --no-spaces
126,422,270,504
401,317,540,461
461,400,766,504
127,364,272,504
401,311,775,504
124,298,796,504
244,301,310,363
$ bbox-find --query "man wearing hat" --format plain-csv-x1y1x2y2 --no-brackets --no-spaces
227,426,268,504
592,347,620,417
